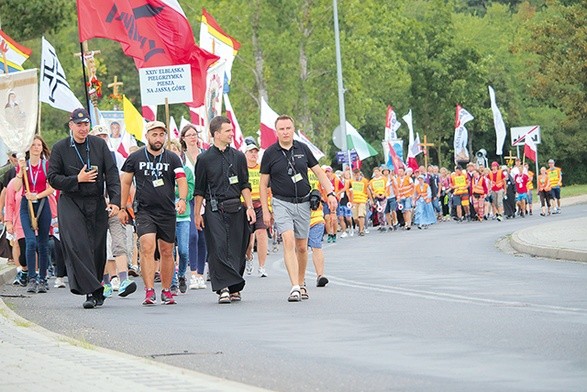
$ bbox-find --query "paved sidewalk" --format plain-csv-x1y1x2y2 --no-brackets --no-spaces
510,194,587,263
0,280,268,391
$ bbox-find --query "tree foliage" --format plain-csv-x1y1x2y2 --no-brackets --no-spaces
3,0,585,183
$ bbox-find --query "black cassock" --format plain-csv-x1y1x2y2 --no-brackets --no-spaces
48,135,120,296
504,174,517,218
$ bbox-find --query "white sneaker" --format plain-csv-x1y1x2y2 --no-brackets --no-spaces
259,267,267,277
111,276,120,291
54,277,66,288
340,232,348,238
189,275,199,290
245,257,254,275
364,228,370,234
196,276,207,289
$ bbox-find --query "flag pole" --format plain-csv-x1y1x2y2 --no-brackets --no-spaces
78,42,91,116
333,0,351,170
165,97,170,142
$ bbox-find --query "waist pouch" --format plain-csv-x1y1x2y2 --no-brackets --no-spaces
220,199,242,214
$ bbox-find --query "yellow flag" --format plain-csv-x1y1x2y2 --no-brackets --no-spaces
123,95,145,142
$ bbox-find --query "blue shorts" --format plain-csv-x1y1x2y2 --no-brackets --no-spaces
516,193,528,202
337,205,352,218
398,197,413,211
308,223,325,249
551,187,561,200
385,197,397,214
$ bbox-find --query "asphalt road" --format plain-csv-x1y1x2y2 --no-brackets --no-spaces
3,204,587,392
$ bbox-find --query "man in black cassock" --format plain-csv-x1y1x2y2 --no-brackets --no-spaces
47,108,121,309
194,116,256,304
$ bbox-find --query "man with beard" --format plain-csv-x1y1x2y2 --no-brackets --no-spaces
47,108,121,309
119,121,187,306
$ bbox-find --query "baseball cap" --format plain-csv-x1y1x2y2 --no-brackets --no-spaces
491,161,499,167
548,159,555,164
245,141,259,152
91,125,109,137
145,120,167,133
70,108,90,123
322,165,333,172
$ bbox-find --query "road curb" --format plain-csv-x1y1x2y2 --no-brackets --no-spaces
510,230,587,263
0,262,16,286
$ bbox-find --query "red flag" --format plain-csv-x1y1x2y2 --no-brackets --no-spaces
524,132,537,162
77,0,219,107
259,97,278,149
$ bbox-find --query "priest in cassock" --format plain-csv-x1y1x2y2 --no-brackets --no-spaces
47,108,121,309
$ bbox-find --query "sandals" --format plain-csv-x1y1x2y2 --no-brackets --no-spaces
288,288,301,302
229,292,241,302
218,288,231,304
300,286,309,300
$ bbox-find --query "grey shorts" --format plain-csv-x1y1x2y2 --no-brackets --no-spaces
491,189,504,208
272,198,311,239
108,215,128,257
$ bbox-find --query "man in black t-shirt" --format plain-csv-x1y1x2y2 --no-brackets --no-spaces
119,121,188,306
259,115,337,302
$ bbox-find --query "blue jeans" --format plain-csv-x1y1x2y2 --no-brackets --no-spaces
20,197,51,282
172,220,190,286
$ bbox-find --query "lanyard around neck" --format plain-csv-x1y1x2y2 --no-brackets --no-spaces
71,137,90,168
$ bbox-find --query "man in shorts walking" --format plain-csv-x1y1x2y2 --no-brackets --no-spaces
260,115,336,302
119,121,188,305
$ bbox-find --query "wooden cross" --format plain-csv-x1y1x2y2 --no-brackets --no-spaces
74,41,102,119
108,76,123,97
419,134,435,168
504,150,517,167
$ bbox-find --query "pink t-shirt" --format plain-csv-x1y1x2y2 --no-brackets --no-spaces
16,160,49,194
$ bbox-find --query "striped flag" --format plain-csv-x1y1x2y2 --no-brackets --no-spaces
0,30,31,73
224,94,244,151
259,97,278,149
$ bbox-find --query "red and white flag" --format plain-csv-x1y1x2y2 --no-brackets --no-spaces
224,94,244,151
403,109,421,171
142,105,157,122
295,130,325,161
169,116,179,140
77,0,219,108
524,130,537,162
384,105,401,141
259,97,278,149
385,141,405,174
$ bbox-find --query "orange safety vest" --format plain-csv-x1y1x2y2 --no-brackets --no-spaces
397,176,413,198
472,176,485,195
451,173,468,195
415,183,429,199
537,174,552,192
488,170,504,190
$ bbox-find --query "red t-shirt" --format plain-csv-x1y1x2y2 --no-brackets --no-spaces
16,160,49,194
515,173,529,194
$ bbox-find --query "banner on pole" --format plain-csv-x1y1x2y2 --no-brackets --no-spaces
139,64,192,106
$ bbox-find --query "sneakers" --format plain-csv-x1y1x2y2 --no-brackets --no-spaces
154,272,161,283
18,270,28,286
37,280,47,294
103,283,113,298
340,231,348,238
196,276,207,289
161,289,176,305
128,265,139,277
317,275,329,287
189,275,199,290
142,288,156,305
83,295,96,309
331,234,336,243
111,276,120,291
170,285,179,296
118,279,137,297
245,256,254,275
178,276,187,293
54,277,66,288
259,267,268,278
26,279,38,293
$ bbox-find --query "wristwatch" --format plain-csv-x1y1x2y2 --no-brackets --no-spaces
327,192,336,198
247,206,254,210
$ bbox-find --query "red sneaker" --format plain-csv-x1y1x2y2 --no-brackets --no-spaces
161,289,176,305
142,288,156,305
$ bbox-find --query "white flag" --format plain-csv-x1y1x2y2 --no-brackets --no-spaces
295,130,325,161
454,105,474,163
384,106,401,141
224,94,244,151
488,86,507,156
39,37,83,112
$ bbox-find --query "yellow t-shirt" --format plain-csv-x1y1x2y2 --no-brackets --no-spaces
310,204,325,227
308,169,319,190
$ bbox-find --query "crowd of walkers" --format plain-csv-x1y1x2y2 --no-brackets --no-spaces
0,109,564,307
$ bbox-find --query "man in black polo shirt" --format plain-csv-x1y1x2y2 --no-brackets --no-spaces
260,115,337,302
194,116,256,304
